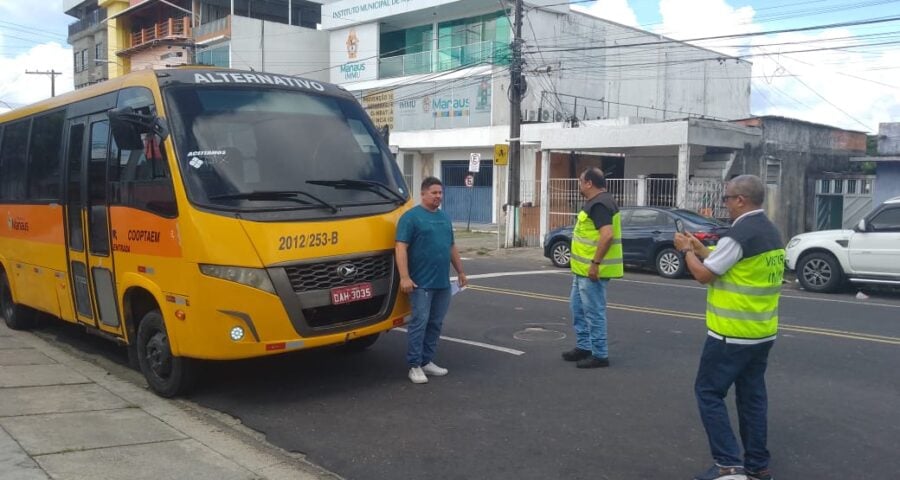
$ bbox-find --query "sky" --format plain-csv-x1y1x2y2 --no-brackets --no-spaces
0,0,898,132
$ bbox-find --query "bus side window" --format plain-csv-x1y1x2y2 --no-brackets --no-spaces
110,86,177,218
110,135,177,218
26,110,65,201
0,120,31,201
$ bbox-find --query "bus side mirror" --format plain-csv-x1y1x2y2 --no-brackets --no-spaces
108,107,170,150
109,107,144,150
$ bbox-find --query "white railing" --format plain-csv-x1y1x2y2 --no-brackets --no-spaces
686,179,727,219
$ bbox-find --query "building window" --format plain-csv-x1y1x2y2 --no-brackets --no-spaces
765,158,781,185
95,42,104,62
74,52,81,72
80,49,88,71
196,45,229,68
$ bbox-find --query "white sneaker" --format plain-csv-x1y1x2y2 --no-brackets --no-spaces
408,367,428,384
421,362,448,376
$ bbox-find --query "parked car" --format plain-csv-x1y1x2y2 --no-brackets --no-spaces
543,206,729,278
785,196,900,293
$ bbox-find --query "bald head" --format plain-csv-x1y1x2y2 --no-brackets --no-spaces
727,175,765,207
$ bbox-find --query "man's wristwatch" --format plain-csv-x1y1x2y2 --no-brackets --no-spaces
681,248,693,255
591,260,600,265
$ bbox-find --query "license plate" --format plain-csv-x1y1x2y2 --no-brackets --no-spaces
331,283,373,305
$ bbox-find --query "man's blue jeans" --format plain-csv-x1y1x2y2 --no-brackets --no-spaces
569,275,609,359
695,336,774,471
406,287,452,367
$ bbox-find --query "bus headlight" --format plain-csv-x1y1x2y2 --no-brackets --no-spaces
199,264,276,294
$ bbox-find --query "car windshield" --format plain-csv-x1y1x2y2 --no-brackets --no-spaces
164,86,407,211
672,209,726,226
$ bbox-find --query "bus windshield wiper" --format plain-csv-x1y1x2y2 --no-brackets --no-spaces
208,190,338,213
307,179,406,204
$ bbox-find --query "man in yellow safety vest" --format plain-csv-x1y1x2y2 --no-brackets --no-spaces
675,175,783,480
561,167,623,368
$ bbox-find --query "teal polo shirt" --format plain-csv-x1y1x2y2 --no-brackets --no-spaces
396,205,454,289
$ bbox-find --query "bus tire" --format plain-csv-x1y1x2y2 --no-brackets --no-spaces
342,333,380,352
136,310,196,397
1,273,36,330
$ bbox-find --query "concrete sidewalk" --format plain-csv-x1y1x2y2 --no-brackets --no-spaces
0,323,339,480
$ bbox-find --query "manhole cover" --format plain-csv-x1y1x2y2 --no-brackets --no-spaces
513,327,566,342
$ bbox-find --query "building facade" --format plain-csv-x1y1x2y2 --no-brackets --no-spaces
67,0,331,85
65,0,110,89
320,0,753,227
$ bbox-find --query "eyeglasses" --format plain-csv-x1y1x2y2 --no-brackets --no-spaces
721,194,742,202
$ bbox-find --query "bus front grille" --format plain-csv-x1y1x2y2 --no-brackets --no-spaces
283,253,392,293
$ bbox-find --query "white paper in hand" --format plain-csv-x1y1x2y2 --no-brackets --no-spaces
451,279,466,296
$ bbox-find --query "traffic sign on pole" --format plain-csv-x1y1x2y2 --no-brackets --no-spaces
469,152,481,173
465,174,475,187
493,144,509,166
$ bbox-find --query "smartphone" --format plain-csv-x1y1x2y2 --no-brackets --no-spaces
675,219,686,234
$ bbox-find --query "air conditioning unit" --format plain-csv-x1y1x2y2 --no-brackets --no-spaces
525,110,537,122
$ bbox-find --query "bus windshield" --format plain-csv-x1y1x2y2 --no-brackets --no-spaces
164,86,407,211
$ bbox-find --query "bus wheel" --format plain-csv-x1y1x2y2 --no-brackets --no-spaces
0,273,36,330
342,333,380,352
136,310,196,397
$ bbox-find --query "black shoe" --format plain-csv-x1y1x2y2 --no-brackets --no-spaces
746,468,773,480
561,348,592,362
576,356,610,368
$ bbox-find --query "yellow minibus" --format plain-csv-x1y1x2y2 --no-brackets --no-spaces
0,68,411,396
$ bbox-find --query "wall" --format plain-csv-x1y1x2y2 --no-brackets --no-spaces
519,9,751,124
230,16,329,80
129,45,190,70
873,163,900,206
742,118,867,239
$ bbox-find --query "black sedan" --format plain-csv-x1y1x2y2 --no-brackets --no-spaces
543,207,729,278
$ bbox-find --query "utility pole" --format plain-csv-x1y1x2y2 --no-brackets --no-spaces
25,70,62,97
507,0,525,247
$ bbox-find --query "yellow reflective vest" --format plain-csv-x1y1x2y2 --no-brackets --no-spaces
706,213,784,341
570,193,623,278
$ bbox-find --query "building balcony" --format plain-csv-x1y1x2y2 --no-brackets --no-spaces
378,41,510,79
194,15,231,44
118,16,192,55
68,9,106,37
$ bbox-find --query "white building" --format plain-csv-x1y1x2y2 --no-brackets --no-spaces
320,0,754,240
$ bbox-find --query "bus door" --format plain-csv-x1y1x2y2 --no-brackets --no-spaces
64,113,123,336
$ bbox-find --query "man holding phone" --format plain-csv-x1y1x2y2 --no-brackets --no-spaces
675,175,784,480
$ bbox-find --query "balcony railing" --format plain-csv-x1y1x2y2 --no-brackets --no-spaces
129,16,191,50
379,41,510,79
68,9,106,37
194,15,230,42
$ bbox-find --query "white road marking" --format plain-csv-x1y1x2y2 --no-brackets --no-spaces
456,270,566,280
394,328,525,356
615,278,900,309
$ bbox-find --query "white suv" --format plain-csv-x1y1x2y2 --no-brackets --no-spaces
785,196,900,293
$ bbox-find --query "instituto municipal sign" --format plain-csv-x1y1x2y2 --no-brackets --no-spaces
322,0,456,29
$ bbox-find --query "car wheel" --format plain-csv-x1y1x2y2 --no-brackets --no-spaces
797,252,844,293
655,248,685,278
549,240,571,268
136,310,196,397
0,273,36,330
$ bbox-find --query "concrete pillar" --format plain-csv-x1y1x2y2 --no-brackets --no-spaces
636,174,647,206
677,143,691,208
539,149,550,247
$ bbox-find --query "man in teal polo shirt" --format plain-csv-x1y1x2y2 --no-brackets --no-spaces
396,176,467,384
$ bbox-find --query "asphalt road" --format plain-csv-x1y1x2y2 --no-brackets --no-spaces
177,255,900,480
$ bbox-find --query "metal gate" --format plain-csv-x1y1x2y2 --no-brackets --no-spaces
441,160,494,223
815,176,874,230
